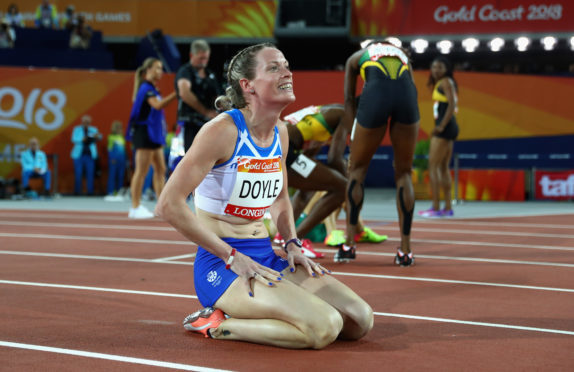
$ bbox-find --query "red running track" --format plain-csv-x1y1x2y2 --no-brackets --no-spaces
0,210,573,371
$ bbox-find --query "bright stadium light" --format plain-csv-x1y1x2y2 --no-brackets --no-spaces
541,36,557,51
437,40,453,54
570,36,574,50
489,37,505,52
411,38,428,54
515,36,530,52
384,37,402,48
462,37,479,52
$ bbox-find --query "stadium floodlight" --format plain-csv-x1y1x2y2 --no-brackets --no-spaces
436,40,453,54
541,36,557,51
570,36,574,50
489,37,505,52
384,37,402,48
411,38,428,54
515,36,530,52
462,37,479,52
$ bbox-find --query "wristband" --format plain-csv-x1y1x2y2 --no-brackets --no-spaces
225,248,236,270
283,238,302,253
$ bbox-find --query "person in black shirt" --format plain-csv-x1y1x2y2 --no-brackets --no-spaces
175,39,223,151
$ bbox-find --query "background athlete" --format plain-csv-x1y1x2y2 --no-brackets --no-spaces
338,40,420,266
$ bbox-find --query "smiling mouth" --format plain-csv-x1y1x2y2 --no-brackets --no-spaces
279,83,293,90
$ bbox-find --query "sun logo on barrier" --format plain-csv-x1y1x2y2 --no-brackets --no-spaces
353,0,399,38
208,1,276,38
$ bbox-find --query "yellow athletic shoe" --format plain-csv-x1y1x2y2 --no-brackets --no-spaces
355,227,387,243
324,230,346,246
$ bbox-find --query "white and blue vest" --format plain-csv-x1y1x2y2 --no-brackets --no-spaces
194,109,283,220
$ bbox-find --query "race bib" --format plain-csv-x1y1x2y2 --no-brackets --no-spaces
224,157,283,219
290,154,316,178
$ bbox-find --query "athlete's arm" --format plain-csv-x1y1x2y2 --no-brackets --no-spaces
156,114,236,259
177,78,217,119
326,110,348,176
341,50,362,134
435,78,456,133
269,122,298,245
147,91,176,110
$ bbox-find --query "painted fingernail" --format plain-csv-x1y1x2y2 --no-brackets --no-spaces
290,268,294,272
277,277,282,281
249,292,253,297
321,270,326,275
280,273,284,277
312,273,316,277
268,282,273,286
328,270,332,273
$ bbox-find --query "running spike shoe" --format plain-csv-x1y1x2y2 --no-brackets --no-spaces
417,208,442,218
394,249,414,267
334,245,356,263
183,307,226,338
324,229,346,246
301,239,325,259
355,227,388,243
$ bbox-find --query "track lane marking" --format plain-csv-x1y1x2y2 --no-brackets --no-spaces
0,341,230,372
1,280,572,336
2,232,574,253
373,313,574,336
3,220,574,239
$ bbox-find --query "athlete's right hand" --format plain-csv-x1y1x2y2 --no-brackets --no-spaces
285,246,330,278
229,251,283,298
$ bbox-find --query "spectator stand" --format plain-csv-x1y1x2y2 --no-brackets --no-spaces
0,27,113,69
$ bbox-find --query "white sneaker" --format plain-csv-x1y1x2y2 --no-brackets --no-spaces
104,194,124,202
128,205,154,219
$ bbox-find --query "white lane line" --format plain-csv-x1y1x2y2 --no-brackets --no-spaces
0,341,230,372
0,220,174,231
0,251,194,265
4,220,574,239
3,255,574,293
0,233,194,246
3,231,574,256
409,227,574,239
333,272,574,293
0,280,198,299
389,237,574,252
315,249,574,268
1,280,572,336
153,253,196,262
3,246,574,271
414,219,574,229
374,313,574,336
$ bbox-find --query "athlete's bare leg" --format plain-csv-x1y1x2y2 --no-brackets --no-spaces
344,123,387,246
150,148,166,199
213,267,373,348
428,136,451,211
440,140,454,211
288,162,346,238
390,121,419,254
131,149,153,209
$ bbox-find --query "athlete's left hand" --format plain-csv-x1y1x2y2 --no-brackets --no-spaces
285,246,330,278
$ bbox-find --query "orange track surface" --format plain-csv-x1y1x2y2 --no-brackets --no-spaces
1,210,573,371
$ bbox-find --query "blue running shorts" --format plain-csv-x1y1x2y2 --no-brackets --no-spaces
194,237,289,307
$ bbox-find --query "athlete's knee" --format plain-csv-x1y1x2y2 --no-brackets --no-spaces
306,306,343,349
346,300,374,340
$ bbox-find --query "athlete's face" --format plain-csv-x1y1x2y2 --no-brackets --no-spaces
148,61,164,81
431,61,447,80
249,47,295,105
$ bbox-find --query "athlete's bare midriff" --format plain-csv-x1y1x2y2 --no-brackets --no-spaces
196,207,269,239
